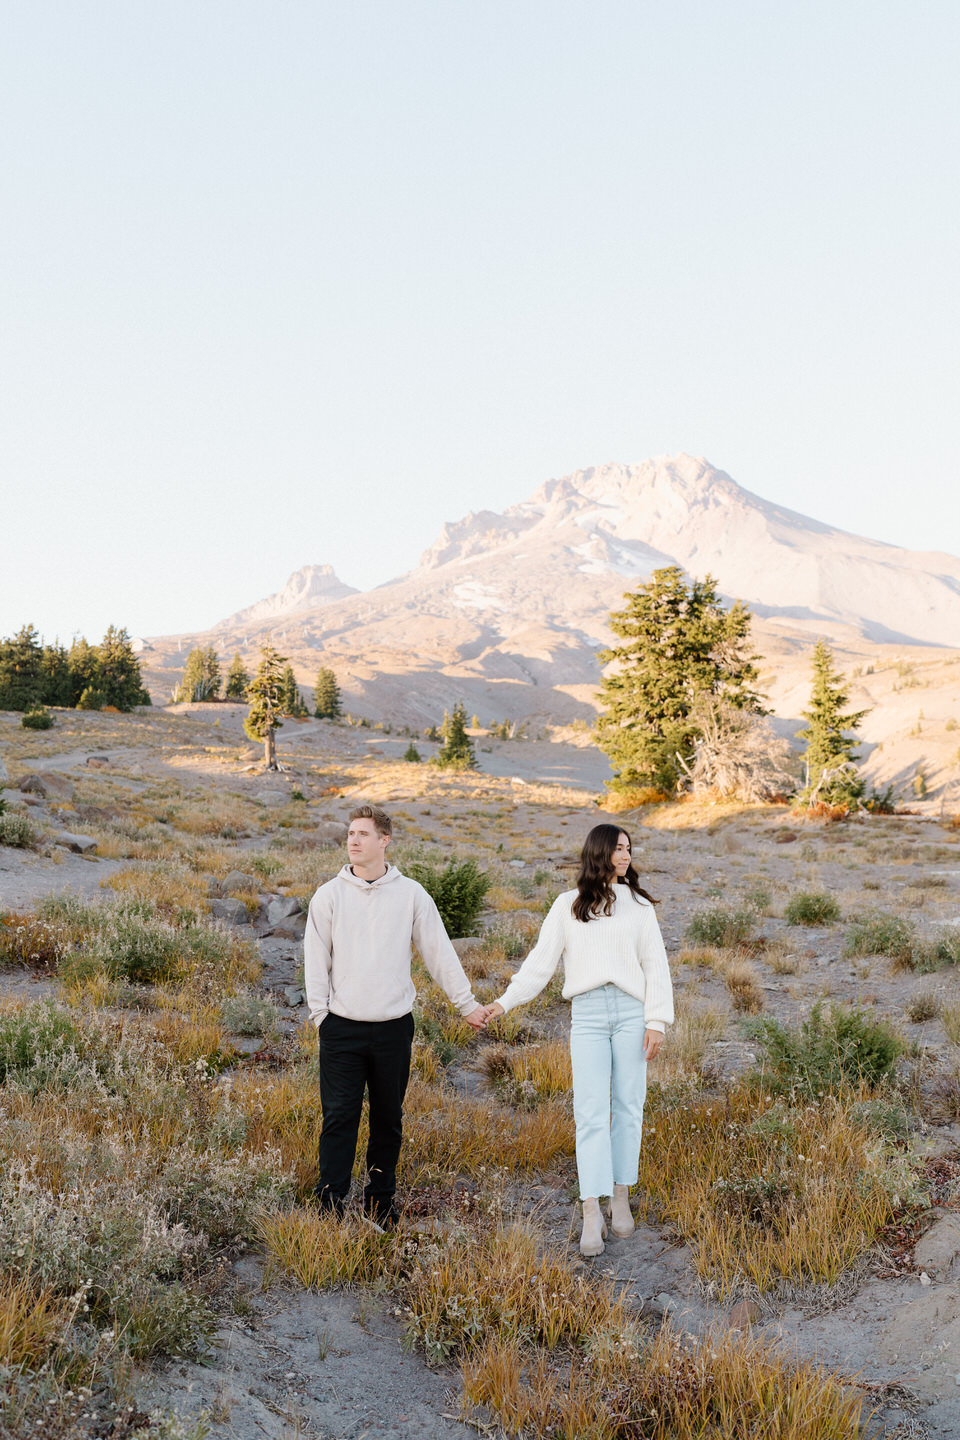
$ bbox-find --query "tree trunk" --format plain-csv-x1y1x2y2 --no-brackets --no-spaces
264,728,277,770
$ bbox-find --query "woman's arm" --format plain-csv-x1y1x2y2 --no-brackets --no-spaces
491,896,568,1013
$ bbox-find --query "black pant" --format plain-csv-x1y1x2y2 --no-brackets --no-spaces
316,1011,414,1218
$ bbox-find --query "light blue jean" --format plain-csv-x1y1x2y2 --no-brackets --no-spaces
569,984,647,1199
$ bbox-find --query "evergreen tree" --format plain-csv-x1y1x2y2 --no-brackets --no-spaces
0,625,45,711
67,636,99,707
797,640,868,808
434,700,478,770
174,645,221,702
313,666,342,719
279,664,307,717
225,653,249,701
244,645,287,768
595,566,762,794
96,625,150,710
39,642,71,708
403,742,421,763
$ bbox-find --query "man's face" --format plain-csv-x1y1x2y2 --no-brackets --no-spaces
347,817,390,871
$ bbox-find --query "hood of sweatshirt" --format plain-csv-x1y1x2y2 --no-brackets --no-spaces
335,863,404,890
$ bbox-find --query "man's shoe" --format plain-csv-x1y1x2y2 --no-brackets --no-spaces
312,1187,345,1218
363,1199,400,1231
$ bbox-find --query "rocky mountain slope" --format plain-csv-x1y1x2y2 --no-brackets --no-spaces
138,455,960,800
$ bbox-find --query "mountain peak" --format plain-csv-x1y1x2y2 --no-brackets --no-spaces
215,564,358,630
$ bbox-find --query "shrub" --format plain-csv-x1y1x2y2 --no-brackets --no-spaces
403,743,422,763
925,928,960,970
406,856,490,938
76,686,106,710
686,905,756,948
843,913,915,965
21,706,53,729
746,1001,904,1097
0,1002,84,1086
0,812,35,848
220,992,281,1039
784,891,841,926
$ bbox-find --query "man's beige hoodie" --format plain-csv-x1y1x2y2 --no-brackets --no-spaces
304,864,478,1028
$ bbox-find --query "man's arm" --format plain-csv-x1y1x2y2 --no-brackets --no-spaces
411,886,484,1024
304,888,334,1028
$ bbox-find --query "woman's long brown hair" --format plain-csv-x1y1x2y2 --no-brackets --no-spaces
572,823,658,923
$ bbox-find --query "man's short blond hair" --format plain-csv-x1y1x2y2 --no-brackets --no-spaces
348,803,392,838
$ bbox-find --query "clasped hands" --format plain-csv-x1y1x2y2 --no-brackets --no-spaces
464,1002,504,1031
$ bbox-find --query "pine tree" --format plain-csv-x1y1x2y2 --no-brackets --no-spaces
39,642,71,708
434,700,478,770
67,636,99,707
96,625,150,710
0,625,45,711
279,664,307,717
175,645,221,702
314,666,342,719
244,645,287,769
225,653,249,701
797,640,868,808
595,566,762,794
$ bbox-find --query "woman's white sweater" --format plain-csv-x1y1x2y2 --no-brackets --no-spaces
495,887,674,1033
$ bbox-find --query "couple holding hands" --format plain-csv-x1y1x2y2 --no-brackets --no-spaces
304,805,673,1256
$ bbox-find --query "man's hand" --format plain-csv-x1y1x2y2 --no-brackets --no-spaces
464,1005,490,1031
485,1002,504,1023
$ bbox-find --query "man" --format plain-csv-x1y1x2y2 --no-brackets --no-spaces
304,803,488,1224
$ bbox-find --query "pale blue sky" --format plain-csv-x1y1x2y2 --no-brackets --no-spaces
2,2,958,642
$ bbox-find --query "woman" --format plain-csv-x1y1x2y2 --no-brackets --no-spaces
485,824,673,1256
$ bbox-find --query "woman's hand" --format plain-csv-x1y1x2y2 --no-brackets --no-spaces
485,1002,505,1023
643,1028,663,1061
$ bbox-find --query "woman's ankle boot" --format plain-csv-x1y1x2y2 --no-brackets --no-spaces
610,1184,634,1238
580,1197,607,1257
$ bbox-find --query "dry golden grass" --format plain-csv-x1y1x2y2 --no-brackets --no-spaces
461,1324,868,1440
402,1078,575,1178
405,1221,624,1360
656,998,726,1082
150,1006,232,1065
721,956,765,1014
105,862,209,915
258,1208,393,1289
502,1039,572,1096
229,1066,325,1191
639,1086,901,1296
0,1274,72,1372
942,1003,960,1046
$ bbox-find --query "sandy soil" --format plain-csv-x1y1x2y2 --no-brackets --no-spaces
4,704,960,1437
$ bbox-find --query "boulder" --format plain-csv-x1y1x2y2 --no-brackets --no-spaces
267,896,303,926
220,870,259,895
268,920,306,940
18,771,75,802
54,832,97,855
451,937,484,956
914,1213,960,1278
314,820,348,846
774,830,799,844
283,987,305,1007
210,897,251,926
86,755,112,769
255,789,288,806
727,1299,761,1330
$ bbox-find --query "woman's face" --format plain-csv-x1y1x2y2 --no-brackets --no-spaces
611,832,632,879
